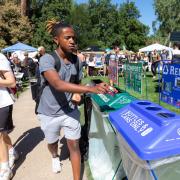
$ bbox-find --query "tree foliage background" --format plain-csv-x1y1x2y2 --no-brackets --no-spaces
31,0,149,51
2,0,179,51
153,0,180,45
0,1,33,49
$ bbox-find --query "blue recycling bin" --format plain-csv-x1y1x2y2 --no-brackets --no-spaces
109,100,180,180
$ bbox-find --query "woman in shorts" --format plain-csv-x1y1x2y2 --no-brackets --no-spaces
0,53,17,180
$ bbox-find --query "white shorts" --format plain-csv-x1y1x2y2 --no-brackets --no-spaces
37,109,81,144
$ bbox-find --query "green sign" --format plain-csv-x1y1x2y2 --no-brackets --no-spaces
124,63,143,93
91,92,136,113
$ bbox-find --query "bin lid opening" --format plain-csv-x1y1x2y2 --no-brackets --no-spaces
137,102,151,105
157,112,176,118
146,107,162,111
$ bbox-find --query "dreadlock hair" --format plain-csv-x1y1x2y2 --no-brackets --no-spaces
46,19,72,37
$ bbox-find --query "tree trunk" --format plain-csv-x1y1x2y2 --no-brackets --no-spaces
21,0,27,16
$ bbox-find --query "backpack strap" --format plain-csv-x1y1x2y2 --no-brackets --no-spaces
35,51,61,113
71,54,80,84
51,52,80,84
50,51,61,72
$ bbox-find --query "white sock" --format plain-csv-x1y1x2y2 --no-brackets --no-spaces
9,147,14,154
1,162,9,170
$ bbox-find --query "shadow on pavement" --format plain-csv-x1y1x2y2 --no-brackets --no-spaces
12,127,44,176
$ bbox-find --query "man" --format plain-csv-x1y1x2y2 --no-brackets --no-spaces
22,52,36,78
37,20,108,180
161,49,168,61
38,46,46,58
12,54,21,73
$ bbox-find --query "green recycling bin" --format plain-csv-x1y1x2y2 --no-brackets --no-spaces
88,89,136,180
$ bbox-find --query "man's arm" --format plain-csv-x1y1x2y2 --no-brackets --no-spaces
43,70,108,94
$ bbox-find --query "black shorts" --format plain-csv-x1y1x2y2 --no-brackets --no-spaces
0,105,13,132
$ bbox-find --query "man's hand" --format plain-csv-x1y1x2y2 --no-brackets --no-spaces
89,82,109,94
71,93,81,105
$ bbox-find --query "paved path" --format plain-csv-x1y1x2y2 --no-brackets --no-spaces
10,89,87,180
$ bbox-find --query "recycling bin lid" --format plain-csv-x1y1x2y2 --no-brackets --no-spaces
109,100,180,160
91,91,136,113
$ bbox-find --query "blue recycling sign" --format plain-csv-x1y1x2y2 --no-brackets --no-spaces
161,63,180,108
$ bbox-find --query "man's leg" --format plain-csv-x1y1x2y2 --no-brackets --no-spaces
151,62,156,78
48,141,61,173
67,139,81,180
0,132,9,163
154,61,160,76
0,132,13,180
3,133,13,151
63,109,81,180
38,114,61,173
47,141,59,158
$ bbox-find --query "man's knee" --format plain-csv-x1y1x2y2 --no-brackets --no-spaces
67,139,80,152
48,140,58,149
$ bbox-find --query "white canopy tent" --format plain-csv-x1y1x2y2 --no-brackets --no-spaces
139,43,172,52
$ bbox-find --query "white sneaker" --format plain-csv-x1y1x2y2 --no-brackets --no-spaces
52,157,61,173
9,150,19,168
0,169,13,180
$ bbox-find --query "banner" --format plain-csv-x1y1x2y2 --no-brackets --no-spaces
161,63,180,108
124,63,143,93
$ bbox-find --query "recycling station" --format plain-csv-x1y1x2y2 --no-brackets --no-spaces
87,80,180,180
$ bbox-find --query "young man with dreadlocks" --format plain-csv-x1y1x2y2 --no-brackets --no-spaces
37,20,108,180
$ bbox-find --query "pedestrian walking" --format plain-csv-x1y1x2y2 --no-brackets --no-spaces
0,53,18,180
151,49,161,79
37,20,108,180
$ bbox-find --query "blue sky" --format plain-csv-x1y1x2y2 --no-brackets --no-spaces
76,0,156,35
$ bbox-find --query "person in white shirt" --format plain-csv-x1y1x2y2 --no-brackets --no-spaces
0,53,17,180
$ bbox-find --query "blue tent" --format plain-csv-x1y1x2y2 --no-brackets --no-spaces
1,42,37,52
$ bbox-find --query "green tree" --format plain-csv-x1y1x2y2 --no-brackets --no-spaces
70,3,91,49
154,0,180,45
31,0,73,51
30,0,149,51
0,1,33,49
87,0,119,48
118,2,149,51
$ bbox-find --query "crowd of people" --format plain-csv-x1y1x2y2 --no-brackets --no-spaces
0,19,180,180
78,43,180,80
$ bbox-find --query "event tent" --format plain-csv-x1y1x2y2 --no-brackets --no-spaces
1,42,37,53
139,43,172,52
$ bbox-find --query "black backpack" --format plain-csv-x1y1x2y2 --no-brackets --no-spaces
34,51,79,114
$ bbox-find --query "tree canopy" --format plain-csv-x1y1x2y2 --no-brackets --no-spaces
0,1,33,49
0,0,150,51
154,0,180,45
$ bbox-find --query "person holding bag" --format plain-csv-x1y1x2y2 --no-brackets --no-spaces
0,53,18,180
